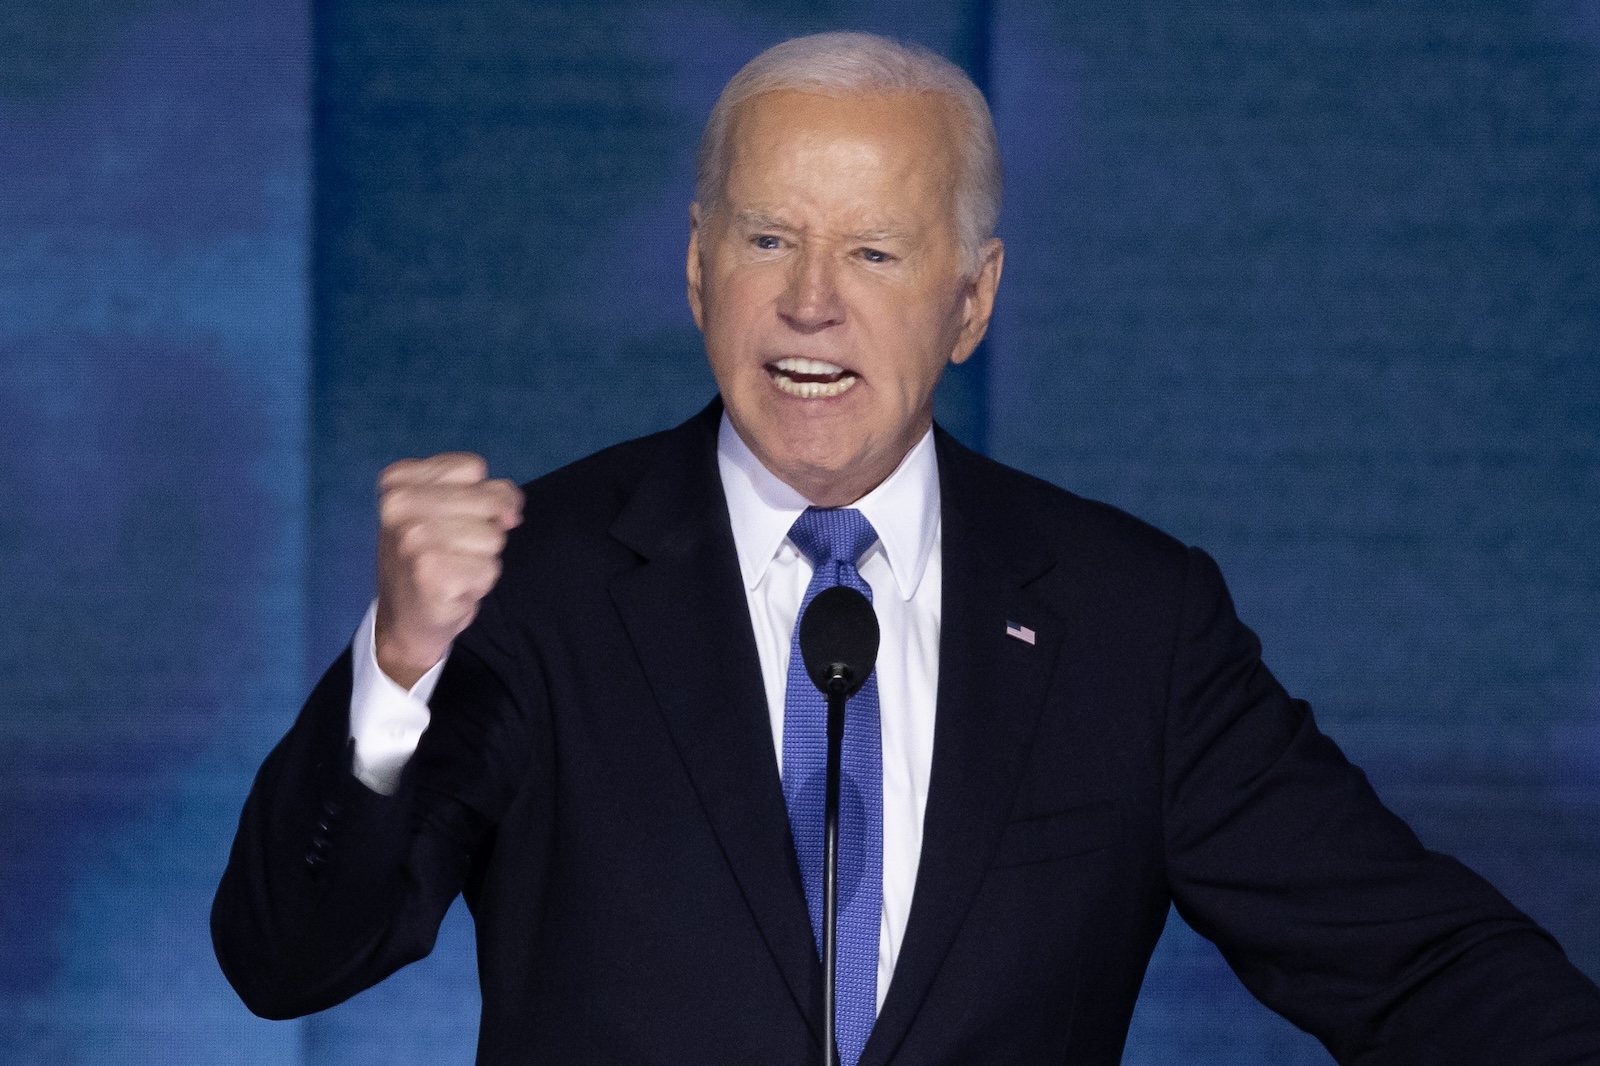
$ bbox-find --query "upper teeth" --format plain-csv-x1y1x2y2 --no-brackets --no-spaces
773,357,847,376
770,356,858,399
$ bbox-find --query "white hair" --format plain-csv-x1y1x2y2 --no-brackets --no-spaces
695,31,1003,273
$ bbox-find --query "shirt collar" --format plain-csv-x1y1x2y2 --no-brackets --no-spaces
717,412,940,602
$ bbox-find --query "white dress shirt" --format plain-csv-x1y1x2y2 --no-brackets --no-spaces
349,413,942,1011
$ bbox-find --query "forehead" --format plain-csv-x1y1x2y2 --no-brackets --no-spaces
720,89,964,223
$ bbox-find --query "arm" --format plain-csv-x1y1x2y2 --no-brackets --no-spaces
1162,548,1600,1064
210,619,533,1019
211,452,528,1018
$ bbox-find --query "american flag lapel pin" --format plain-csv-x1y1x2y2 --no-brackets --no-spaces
1005,620,1036,645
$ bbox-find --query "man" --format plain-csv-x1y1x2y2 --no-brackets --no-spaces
213,32,1600,1065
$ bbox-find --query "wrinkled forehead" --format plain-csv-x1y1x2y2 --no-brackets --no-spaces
718,88,966,221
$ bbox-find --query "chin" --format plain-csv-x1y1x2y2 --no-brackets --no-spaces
785,443,892,506
770,444,854,483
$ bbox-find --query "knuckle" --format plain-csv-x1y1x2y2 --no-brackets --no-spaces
378,489,407,525
464,563,501,602
377,458,415,486
396,522,428,557
440,452,489,483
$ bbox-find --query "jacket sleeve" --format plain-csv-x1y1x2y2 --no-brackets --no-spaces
210,599,540,1021
1161,546,1600,1065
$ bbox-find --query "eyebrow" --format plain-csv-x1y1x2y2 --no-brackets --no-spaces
733,210,912,243
734,210,793,232
853,227,912,243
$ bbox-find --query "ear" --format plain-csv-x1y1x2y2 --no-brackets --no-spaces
949,237,1005,366
686,202,706,332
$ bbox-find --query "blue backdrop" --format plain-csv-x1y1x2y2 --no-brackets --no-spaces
2,1,1596,1062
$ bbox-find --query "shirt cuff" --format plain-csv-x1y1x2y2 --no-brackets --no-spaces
348,600,448,795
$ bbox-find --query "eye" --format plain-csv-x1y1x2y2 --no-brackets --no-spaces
751,234,782,250
858,247,894,264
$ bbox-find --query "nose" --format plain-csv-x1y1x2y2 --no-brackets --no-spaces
775,247,845,333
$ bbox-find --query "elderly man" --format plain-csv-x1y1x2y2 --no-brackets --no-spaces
213,31,1600,1065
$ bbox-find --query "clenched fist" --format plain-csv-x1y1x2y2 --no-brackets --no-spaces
374,453,524,689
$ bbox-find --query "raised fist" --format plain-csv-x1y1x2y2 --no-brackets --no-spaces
373,453,524,688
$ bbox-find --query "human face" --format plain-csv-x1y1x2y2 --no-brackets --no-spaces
687,89,1003,506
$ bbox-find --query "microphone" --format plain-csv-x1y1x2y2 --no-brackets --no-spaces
796,585,879,1066
799,585,880,699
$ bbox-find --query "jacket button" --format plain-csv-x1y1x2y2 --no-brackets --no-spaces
304,849,326,869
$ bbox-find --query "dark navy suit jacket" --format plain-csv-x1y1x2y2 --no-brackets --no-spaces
213,400,1600,1064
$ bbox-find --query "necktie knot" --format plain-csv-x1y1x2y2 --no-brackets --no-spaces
787,507,879,573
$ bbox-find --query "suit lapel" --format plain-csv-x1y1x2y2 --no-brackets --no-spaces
862,432,1066,1066
606,412,1065,1058
607,406,823,1042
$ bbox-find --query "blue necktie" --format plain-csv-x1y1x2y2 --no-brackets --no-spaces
783,507,883,1066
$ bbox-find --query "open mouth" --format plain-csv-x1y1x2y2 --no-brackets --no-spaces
767,356,859,399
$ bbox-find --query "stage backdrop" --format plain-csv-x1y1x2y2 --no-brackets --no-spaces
1,1,1596,1062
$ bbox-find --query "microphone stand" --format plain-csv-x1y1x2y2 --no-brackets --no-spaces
821,668,848,1066
798,584,877,1066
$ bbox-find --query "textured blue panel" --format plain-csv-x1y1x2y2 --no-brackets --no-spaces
7,0,1591,1061
0,0,309,1061
988,0,1600,1059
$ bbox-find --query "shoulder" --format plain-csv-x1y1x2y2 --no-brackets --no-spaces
516,431,674,535
465,404,723,658
935,427,1195,593
511,402,720,545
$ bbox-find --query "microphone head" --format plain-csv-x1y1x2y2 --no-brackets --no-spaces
797,585,880,698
